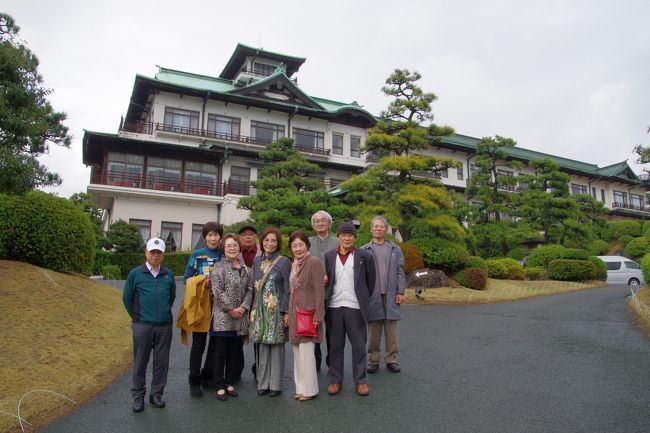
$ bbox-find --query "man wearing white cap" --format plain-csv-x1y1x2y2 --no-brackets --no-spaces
123,237,176,413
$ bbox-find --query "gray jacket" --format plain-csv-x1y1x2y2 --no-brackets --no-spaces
361,240,407,321
211,258,254,336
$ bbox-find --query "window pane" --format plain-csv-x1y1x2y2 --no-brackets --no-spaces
351,136,360,158
192,224,203,249
161,221,182,251
457,163,464,180
332,133,343,155
129,219,151,243
626,261,640,269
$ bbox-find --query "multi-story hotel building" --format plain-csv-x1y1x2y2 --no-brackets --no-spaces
83,43,649,249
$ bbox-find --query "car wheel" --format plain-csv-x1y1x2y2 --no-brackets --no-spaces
628,278,640,288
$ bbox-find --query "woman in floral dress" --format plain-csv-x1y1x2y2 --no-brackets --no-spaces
249,227,291,396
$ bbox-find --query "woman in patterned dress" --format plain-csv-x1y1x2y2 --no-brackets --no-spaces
249,227,291,396
211,233,254,401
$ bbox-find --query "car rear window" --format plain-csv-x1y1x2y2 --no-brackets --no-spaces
606,262,622,270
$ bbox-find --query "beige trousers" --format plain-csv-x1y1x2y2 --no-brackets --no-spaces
292,342,318,397
367,294,399,364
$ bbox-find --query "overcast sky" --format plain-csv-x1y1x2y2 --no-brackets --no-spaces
4,0,650,198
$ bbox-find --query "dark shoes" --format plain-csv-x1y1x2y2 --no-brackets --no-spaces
132,396,144,413
269,390,282,397
226,385,238,397
386,363,401,373
367,363,379,374
257,389,270,396
149,394,166,408
216,389,228,401
189,374,203,398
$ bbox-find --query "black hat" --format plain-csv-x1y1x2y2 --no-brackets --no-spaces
336,219,356,236
238,224,257,234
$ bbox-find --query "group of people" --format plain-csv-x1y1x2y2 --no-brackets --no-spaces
122,211,407,412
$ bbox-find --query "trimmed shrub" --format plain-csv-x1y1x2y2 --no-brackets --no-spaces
618,235,633,247
506,247,525,261
92,250,114,275
0,191,96,275
486,259,508,279
547,259,598,281
587,256,607,280
640,253,650,284
465,255,488,272
399,242,425,274
524,266,545,280
561,248,590,261
624,236,650,259
602,220,642,241
410,237,469,273
486,258,525,280
455,267,487,290
643,221,650,237
526,245,566,268
101,264,121,280
587,239,609,256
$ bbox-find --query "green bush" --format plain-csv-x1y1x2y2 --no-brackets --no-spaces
101,264,121,280
561,248,590,260
485,259,508,279
96,251,192,278
618,235,634,246
640,254,650,284
602,220,642,241
92,250,114,275
624,236,650,259
455,267,487,290
399,242,425,274
547,259,598,281
0,191,96,275
105,219,144,253
526,245,566,268
524,266,545,280
486,258,525,280
465,255,488,272
506,247,525,261
587,256,607,280
643,221,650,237
410,238,469,272
587,239,609,256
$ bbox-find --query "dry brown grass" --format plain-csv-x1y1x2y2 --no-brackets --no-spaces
0,260,132,433
628,286,650,336
404,278,607,305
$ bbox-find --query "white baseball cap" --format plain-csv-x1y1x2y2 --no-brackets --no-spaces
146,238,166,252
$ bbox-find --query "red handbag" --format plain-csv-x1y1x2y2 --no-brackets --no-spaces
295,307,318,337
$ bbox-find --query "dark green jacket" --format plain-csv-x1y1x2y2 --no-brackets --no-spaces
123,264,176,325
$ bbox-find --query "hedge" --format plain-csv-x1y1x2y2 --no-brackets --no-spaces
587,239,609,256
486,258,525,280
640,254,650,283
547,259,598,281
0,191,96,275
602,220,642,241
624,237,650,259
526,245,567,268
506,247,525,261
410,237,469,272
92,252,191,278
587,256,607,280
524,266,545,280
465,256,488,272
455,267,487,290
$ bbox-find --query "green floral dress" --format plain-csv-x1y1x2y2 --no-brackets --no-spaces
249,252,291,344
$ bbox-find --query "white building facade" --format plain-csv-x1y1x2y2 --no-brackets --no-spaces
83,44,650,250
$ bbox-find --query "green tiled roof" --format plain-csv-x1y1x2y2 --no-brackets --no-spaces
441,133,639,181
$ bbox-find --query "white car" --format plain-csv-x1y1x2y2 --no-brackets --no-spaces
597,256,645,287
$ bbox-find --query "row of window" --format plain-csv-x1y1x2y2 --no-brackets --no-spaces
129,220,207,251
163,107,362,157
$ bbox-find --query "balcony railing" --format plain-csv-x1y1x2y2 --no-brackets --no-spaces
91,168,255,197
612,201,650,213
119,118,330,156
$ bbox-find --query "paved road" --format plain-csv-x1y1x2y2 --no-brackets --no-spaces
43,284,650,433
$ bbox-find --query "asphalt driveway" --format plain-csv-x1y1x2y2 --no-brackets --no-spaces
42,284,650,433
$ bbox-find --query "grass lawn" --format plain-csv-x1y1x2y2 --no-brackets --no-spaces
404,278,607,304
0,261,132,433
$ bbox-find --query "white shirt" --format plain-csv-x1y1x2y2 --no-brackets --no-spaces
146,262,161,278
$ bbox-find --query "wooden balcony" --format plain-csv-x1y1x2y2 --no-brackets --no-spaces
90,168,255,197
